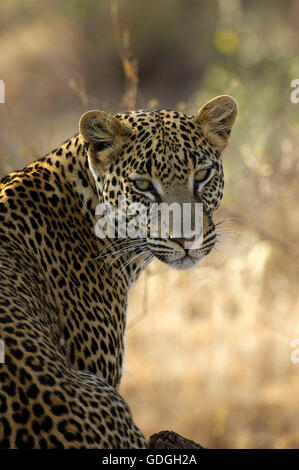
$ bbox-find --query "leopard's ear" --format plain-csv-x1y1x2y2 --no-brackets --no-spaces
194,95,238,151
79,110,131,168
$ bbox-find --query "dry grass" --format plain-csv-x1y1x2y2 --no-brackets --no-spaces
121,226,299,448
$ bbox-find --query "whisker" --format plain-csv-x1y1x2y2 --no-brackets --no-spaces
89,239,129,262
216,235,243,244
216,228,245,235
214,246,231,264
130,252,155,285
101,242,149,273
214,243,243,271
90,237,147,264
99,240,147,262
215,217,246,227
112,250,151,286
216,238,263,267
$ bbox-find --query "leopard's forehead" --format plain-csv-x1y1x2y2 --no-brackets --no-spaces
114,108,197,137
113,109,220,184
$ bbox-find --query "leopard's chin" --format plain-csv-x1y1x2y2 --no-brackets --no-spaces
161,253,205,270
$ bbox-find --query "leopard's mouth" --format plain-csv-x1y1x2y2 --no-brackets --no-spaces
146,228,216,270
152,248,206,270
162,253,205,270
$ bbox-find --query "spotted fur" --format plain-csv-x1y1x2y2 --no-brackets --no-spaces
0,96,237,448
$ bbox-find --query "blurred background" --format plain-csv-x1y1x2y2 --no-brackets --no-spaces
1,0,299,448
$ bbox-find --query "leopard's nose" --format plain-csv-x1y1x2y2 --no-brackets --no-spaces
171,236,196,248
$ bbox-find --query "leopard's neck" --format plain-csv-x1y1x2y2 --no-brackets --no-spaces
33,134,150,385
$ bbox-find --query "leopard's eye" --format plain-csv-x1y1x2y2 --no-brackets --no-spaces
133,179,153,191
194,168,212,184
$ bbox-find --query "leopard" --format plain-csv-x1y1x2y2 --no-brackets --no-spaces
0,95,237,448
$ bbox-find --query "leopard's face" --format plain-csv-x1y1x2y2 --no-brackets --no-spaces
80,96,237,270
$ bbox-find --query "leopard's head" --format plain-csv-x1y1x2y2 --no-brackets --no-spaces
79,96,237,270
